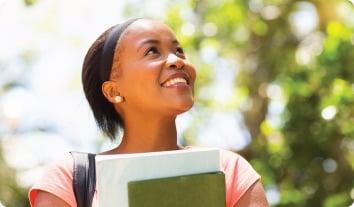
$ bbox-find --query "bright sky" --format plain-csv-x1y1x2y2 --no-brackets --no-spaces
0,0,129,187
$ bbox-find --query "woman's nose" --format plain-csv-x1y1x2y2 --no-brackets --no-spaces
166,53,185,69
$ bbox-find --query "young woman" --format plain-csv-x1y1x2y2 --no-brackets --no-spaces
29,18,268,207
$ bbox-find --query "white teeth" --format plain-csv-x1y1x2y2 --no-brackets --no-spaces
163,78,187,87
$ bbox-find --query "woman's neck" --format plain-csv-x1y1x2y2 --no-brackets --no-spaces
110,114,179,154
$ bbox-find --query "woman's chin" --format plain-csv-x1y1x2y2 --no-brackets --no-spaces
171,99,194,114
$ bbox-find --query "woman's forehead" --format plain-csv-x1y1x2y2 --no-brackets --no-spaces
120,19,177,45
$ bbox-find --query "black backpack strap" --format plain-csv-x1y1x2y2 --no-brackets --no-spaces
70,151,96,207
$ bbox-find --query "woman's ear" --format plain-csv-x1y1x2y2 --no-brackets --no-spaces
102,81,124,104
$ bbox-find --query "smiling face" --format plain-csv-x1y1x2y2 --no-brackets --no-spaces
104,19,196,117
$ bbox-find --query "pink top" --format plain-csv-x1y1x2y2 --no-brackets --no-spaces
28,147,260,207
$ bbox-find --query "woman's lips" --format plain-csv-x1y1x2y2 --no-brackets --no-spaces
160,72,190,87
162,82,190,89
162,77,188,87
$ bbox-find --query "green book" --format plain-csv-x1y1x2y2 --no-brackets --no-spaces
127,172,226,207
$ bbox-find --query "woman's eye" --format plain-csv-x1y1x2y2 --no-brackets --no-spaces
145,47,159,56
176,47,186,58
176,47,184,55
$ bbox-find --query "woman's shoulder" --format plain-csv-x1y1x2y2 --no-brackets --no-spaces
219,149,261,206
28,152,76,207
218,149,250,168
36,152,74,181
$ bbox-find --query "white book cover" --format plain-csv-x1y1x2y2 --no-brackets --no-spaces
96,147,221,207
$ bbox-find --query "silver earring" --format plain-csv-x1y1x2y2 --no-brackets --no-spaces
114,96,123,103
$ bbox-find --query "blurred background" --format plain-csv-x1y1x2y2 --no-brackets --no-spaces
0,0,353,206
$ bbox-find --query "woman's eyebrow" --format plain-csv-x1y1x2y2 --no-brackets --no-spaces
137,39,159,52
137,39,180,52
172,39,179,44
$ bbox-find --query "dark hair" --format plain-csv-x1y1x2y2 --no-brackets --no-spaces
82,19,140,140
